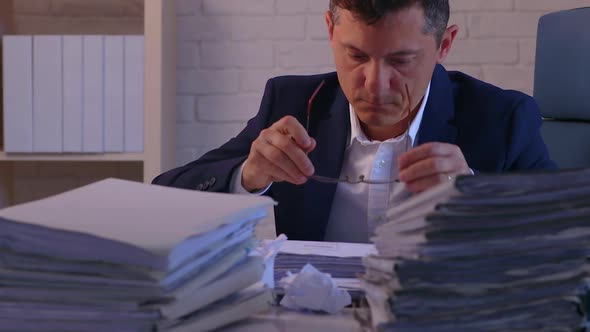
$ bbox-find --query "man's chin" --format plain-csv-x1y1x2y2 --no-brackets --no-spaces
356,112,403,128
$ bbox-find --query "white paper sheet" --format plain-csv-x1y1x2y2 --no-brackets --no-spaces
276,240,377,258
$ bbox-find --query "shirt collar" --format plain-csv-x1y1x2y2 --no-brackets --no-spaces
348,82,431,146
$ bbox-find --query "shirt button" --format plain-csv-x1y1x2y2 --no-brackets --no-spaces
378,160,386,168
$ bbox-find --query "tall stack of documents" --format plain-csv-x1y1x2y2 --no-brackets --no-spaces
0,179,276,332
362,168,590,331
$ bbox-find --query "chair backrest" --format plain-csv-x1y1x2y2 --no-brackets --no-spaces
534,7,590,169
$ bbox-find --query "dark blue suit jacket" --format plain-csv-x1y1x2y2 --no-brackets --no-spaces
153,65,556,240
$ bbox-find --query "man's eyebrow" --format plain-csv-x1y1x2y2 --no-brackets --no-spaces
343,44,366,53
342,43,421,56
387,49,421,57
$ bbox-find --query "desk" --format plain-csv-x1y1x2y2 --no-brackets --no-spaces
221,307,363,332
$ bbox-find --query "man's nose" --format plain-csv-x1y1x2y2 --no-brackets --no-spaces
364,60,390,97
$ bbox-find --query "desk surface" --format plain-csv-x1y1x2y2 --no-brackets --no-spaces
221,307,363,332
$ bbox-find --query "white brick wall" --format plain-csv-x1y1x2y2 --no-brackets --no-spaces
175,0,590,166
5,0,590,205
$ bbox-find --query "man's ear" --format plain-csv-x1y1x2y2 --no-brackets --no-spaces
325,11,335,41
436,24,459,64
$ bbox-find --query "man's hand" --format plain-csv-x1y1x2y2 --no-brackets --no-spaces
242,116,316,192
398,142,471,194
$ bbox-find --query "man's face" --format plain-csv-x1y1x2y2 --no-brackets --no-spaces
326,5,454,136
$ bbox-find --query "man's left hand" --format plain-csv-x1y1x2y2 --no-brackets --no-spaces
398,142,472,194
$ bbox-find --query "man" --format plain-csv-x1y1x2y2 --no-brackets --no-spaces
153,0,556,242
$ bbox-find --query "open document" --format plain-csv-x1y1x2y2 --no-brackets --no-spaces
0,178,276,332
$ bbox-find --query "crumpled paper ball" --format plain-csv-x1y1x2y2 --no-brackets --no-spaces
279,263,351,314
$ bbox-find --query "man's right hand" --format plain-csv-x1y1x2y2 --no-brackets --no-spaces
242,116,316,192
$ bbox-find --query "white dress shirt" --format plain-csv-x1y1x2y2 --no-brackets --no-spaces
324,83,430,243
231,83,431,243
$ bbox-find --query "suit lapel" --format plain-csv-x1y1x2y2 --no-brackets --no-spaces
302,86,349,241
417,64,458,145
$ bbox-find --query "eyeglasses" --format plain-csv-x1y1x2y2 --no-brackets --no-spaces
306,81,413,185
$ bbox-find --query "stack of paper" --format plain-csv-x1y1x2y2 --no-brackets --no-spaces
272,240,376,296
362,168,590,331
0,179,276,332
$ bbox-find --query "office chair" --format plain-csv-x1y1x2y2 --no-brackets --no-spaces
533,7,590,169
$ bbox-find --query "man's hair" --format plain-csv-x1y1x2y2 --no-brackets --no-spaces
329,0,450,46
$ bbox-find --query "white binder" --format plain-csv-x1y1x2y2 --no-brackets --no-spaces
33,36,63,152
104,36,124,153
3,36,34,152
82,36,104,153
124,36,144,153
62,36,83,153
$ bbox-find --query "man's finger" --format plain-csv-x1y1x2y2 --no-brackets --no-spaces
398,142,456,170
257,141,308,184
266,133,314,176
398,157,456,183
303,137,316,154
274,116,312,149
405,173,452,194
255,155,302,185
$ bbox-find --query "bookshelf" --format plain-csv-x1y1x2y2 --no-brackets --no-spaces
0,0,177,208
